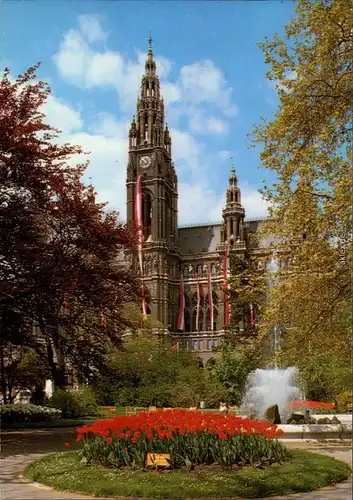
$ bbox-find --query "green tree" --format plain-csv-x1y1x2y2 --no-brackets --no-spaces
227,247,267,346
0,346,49,404
0,65,140,392
206,344,260,406
93,332,207,407
252,0,352,366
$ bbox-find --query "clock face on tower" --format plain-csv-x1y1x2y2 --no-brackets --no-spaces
139,155,152,169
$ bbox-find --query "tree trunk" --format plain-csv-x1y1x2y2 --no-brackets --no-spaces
0,343,7,404
38,317,67,390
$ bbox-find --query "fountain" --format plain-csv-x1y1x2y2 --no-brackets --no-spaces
239,251,352,440
240,252,302,420
241,366,302,420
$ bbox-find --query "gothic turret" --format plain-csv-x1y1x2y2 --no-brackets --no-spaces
221,166,245,247
127,36,171,152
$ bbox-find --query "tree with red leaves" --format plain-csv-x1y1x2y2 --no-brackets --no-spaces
0,64,139,397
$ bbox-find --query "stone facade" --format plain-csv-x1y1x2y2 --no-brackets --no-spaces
125,39,277,363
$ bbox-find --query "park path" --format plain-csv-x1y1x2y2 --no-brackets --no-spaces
1,428,351,500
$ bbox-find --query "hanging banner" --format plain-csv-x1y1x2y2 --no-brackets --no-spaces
207,268,214,331
176,275,185,331
134,175,147,316
223,242,230,325
194,272,201,331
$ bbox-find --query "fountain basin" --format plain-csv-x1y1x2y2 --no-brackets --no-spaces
311,414,352,424
277,422,352,440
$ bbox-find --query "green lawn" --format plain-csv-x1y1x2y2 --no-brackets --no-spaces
25,449,351,499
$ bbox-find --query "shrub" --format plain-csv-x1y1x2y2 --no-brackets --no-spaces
336,391,352,413
0,404,61,423
73,409,288,470
50,387,98,418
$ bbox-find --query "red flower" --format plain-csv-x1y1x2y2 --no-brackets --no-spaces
134,431,141,438
76,434,84,443
105,437,113,445
131,438,137,444
64,442,71,448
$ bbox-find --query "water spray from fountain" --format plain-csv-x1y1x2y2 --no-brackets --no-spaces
240,252,302,420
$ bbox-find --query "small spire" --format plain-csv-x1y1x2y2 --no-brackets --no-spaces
229,165,237,186
145,35,156,75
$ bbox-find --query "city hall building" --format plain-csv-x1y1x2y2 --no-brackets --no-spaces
124,40,278,363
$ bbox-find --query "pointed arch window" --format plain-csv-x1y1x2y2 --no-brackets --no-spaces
142,191,152,240
185,309,191,332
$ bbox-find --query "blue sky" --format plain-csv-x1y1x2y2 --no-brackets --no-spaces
1,1,297,224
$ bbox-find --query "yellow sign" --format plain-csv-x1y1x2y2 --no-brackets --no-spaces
146,453,171,467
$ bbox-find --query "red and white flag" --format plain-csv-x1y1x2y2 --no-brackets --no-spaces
249,303,255,327
177,275,185,331
207,268,214,331
223,242,230,325
194,272,201,331
134,175,147,317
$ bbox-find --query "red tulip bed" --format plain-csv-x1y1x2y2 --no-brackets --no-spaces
71,409,288,470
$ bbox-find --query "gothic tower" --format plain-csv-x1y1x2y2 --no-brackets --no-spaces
221,166,246,250
126,38,180,326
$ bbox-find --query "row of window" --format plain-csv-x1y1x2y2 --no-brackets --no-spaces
183,263,220,277
179,338,220,352
169,306,220,332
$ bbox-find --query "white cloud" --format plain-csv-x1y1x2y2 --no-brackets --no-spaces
170,128,201,166
178,182,224,224
53,30,124,89
160,81,182,105
240,184,269,219
180,60,230,107
43,95,83,135
78,14,107,43
178,181,268,224
188,111,228,135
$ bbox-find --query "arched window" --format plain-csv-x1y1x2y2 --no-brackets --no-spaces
185,309,191,332
142,191,152,240
183,266,188,277
185,294,192,308
197,264,203,276
211,263,217,275
213,308,218,331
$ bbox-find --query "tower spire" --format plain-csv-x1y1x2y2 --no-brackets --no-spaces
127,36,171,152
145,35,156,76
